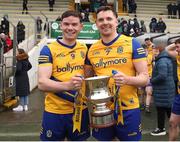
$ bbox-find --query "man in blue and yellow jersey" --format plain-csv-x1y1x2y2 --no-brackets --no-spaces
38,10,90,141
169,38,180,141
145,38,154,56
143,38,155,113
84,6,148,141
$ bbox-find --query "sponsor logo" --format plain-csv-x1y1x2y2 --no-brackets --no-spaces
56,63,83,73
46,130,52,138
51,22,59,30
92,58,127,68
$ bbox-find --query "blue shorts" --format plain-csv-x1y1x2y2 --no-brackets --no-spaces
92,108,142,141
40,108,90,141
172,95,180,115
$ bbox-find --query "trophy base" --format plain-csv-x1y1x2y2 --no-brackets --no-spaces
90,110,116,128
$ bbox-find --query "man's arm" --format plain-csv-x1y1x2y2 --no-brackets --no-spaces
113,60,149,87
38,65,83,92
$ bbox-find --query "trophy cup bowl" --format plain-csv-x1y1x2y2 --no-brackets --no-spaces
85,76,116,128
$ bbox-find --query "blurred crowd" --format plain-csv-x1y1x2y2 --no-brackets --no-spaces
167,2,180,19
117,16,167,37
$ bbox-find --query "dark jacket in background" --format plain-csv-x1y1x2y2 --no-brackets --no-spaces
15,53,32,96
151,50,175,108
17,22,25,43
156,21,166,33
1,17,9,35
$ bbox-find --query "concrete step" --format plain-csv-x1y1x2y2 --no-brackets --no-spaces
136,10,167,15
0,3,69,7
0,6,69,11
0,0,68,3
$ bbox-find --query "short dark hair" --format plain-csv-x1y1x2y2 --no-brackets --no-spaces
17,48,25,54
144,38,151,41
96,6,118,18
61,10,82,22
175,38,180,44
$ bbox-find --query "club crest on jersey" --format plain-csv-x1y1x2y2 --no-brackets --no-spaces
117,46,123,54
105,47,112,55
80,51,85,59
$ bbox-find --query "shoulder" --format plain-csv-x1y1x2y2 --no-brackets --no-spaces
76,41,88,50
89,39,102,50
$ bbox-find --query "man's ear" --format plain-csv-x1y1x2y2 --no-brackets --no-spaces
80,23,83,30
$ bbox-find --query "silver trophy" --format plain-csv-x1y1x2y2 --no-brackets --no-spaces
85,76,116,128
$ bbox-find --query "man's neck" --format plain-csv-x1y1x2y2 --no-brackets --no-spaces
60,38,76,46
101,32,118,44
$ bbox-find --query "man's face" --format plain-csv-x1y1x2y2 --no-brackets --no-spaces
176,43,180,55
60,16,83,40
96,10,118,36
145,40,151,46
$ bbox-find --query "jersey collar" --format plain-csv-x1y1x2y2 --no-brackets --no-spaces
57,37,76,49
102,34,121,46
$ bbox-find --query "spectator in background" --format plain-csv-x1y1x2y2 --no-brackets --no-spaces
22,0,28,14
36,17,43,39
132,1,137,14
89,0,95,12
122,0,127,12
100,0,107,7
82,8,90,22
140,20,147,33
143,38,155,113
13,48,32,112
17,20,25,44
44,18,49,36
167,2,173,18
56,16,61,21
156,17,166,33
150,43,177,136
94,0,101,12
168,38,180,141
178,3,180,19
133,17,140,32
0,33,9,53
81,12,90,22
5,34,12,50
149,17,157,33
117,18,128,35
128,0,133,13
172,3,177,18
48,0,55,11
1,15,9,35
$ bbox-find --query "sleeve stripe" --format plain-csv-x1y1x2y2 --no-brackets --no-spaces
137,49,145,52
133,58,147,62
39,57,49,59
38,59,49,61
138,52,145,55
38,63,52,66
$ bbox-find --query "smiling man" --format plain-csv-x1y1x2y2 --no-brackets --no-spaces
38,10,90,141
85,6,148,141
